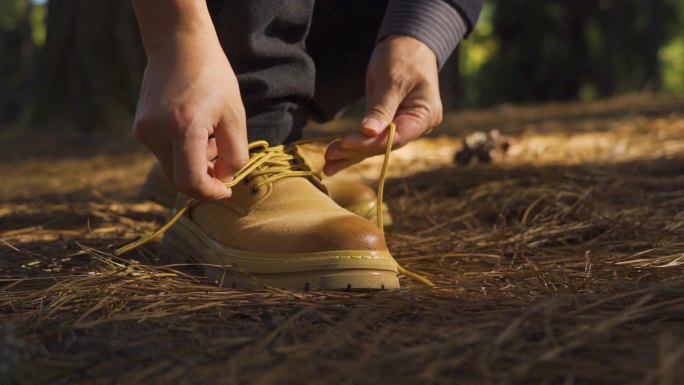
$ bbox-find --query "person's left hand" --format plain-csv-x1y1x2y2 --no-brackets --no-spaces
324,35,443,175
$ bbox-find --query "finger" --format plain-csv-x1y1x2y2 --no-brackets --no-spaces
206,160,216,178
334,114,425,158
339,131,390,154
362,80,403,137
324,158,364,176
213,117,248,183
146,138,177,191
172,128,231,200
207,137,218,161
324,142,371,176
134,123,177,188
390,112,427,145
338,124,412,153
326,139,378,161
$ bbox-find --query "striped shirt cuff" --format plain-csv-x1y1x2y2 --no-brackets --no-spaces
377,0,468,68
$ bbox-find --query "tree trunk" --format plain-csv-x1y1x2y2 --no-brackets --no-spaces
0,0,35,125
597,1,621,97
644,0,665,91
563,1,590,100
31,0,144,131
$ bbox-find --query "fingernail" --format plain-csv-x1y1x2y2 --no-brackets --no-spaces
362,117,383,135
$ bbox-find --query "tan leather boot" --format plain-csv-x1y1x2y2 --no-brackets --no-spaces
297,143,393,226
159,141,399,290
140,144,392,225
139,163,177,209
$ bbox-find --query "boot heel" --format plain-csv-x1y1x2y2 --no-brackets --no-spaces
159,232,193,264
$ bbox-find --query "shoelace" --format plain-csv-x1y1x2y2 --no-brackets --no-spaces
115,123,435,287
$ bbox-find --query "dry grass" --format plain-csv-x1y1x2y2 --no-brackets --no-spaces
2,94,684,385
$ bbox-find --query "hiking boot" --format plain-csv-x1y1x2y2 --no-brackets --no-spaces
140,144,392,225
139,162,177,209
159,141,400,290
297,143,393,226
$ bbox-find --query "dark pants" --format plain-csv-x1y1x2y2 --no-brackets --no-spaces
207,0,388,145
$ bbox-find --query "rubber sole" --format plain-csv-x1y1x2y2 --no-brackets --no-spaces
159,218,400,291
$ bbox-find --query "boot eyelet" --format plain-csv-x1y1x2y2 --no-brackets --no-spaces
243,176,250,184
251,186,259,195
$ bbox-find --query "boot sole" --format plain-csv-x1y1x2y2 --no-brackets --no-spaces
159,217,400,291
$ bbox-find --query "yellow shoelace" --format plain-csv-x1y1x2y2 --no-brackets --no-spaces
115,123,435,287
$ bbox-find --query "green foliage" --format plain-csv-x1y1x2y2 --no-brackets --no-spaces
0,0,683,129
0,0,32,123
458,3,498,107
457,0,684,107
660,36,684,93
29,3,46,46
0,0,28,31
659,0,684,93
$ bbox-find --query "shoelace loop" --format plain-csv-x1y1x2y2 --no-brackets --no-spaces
239,141,322,189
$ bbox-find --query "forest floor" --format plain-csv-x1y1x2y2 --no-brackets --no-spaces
1,94,684,385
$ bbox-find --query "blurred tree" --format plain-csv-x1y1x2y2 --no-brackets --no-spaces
595,0,621,96
1,0,683,130
0,0,35,125
30,0,144,131
644,0,665,90
660,0,684,93
439,48,464,110
457,0,682,107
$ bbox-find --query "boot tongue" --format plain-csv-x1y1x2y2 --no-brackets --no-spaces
240,142,329,195
294,143,326,179
284,144,328,195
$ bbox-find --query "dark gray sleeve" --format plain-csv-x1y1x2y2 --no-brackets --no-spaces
377,0,484,68
445,0,485,31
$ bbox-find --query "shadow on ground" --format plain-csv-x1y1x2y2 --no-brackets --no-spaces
1,94,684,385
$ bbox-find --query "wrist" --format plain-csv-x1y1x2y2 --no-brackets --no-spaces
377,0,467,68
383,35,436,55
133,0,218,56
146,29,221,61
377,35,438,69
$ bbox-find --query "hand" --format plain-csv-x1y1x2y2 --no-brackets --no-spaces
133,31,248,201
324,35,443,176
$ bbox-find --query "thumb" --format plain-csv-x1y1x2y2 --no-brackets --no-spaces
362,86,401,137
213,119,249,183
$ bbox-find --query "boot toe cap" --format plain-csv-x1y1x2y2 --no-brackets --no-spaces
311,214,388,252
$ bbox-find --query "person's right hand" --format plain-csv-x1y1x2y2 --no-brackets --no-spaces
133,31,248,201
